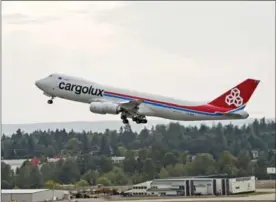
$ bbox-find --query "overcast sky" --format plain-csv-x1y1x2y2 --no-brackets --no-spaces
2,1,275,124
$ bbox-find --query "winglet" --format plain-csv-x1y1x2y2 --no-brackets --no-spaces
208,78,260,110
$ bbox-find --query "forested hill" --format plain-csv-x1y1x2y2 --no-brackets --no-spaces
1,117,269,135
1,118,275,160
1,118,275,189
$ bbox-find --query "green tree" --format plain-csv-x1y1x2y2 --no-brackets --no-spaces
180,152,189,165
159,167,169,178
1,162,14,189
30,166,44,188
45,145,56,157
163,152,178,167
96,177,111,186
123,151,137,173
104,167,128,185
191,153,218,175
65,138,81,155
40,162,55,182
172,163,186,177
99,135,111,156
58,158,80,184
236,150,251,176
16,161,43,188
218,151,237,176
82,170,99,185
142,158,156,180
44,180,60,189
76,179,89,188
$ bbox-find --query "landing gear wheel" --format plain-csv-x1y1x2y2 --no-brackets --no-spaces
135,119,142,124
122,119,129,124
121,114,127,120
141,119,147,124
134,116,147,124
47,99,53,104
135,119,148,124
121,114,129,124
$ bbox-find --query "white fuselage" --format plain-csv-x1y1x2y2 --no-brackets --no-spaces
35,74,248,121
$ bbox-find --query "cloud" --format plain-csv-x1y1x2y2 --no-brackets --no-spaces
94,1,275,56
3,13,60,24
2,13,29,20
65,2,127,15
2,2,127,25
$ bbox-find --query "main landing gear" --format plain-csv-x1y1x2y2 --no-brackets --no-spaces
121,114,147,125
132,116,147,124
121,115,129,124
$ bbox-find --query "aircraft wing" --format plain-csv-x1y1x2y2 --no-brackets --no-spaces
90,98,144,117
119,99,144,110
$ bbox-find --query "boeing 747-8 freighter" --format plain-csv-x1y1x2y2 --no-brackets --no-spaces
35,73,260,124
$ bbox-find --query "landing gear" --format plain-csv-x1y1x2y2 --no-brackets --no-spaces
47,97,54,104
121,115,129,125
141,119,148,124
122,119,129,124
121,112,147,125
132,116,147,124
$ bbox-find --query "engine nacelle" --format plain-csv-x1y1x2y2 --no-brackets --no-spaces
89,102,121,115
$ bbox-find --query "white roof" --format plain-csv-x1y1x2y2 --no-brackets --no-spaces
133,181,152,187
2,189,49,194
2,159,28,166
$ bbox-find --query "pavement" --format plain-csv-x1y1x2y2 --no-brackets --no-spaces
69,189,276,202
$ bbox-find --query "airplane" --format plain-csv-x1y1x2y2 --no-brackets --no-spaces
35,73,260,125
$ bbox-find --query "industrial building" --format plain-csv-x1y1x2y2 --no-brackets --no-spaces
1,189,70,202
126,175,256,197
267,167,276,179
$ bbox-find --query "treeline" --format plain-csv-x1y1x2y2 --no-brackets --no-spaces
1,118,275,189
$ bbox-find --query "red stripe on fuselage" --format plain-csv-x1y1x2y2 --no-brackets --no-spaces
104,91,231,113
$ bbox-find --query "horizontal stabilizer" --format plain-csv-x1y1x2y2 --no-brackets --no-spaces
216,110,249,119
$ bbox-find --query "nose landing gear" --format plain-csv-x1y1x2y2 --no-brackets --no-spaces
47,97,54,104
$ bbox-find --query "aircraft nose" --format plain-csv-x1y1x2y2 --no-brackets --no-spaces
35,80,42,88
35,79,46,90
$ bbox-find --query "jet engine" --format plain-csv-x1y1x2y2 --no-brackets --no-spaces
89,102,121,115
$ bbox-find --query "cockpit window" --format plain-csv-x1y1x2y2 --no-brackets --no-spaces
58,77,62,80
49,74,53,77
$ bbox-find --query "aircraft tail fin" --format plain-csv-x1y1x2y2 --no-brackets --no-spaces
208,78,260,111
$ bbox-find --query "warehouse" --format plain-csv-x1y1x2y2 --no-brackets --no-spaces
1,189,70,202
126,175,256,197
125,181,152,196
228,176,256,194
148,177,215,196
267,167,276,179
